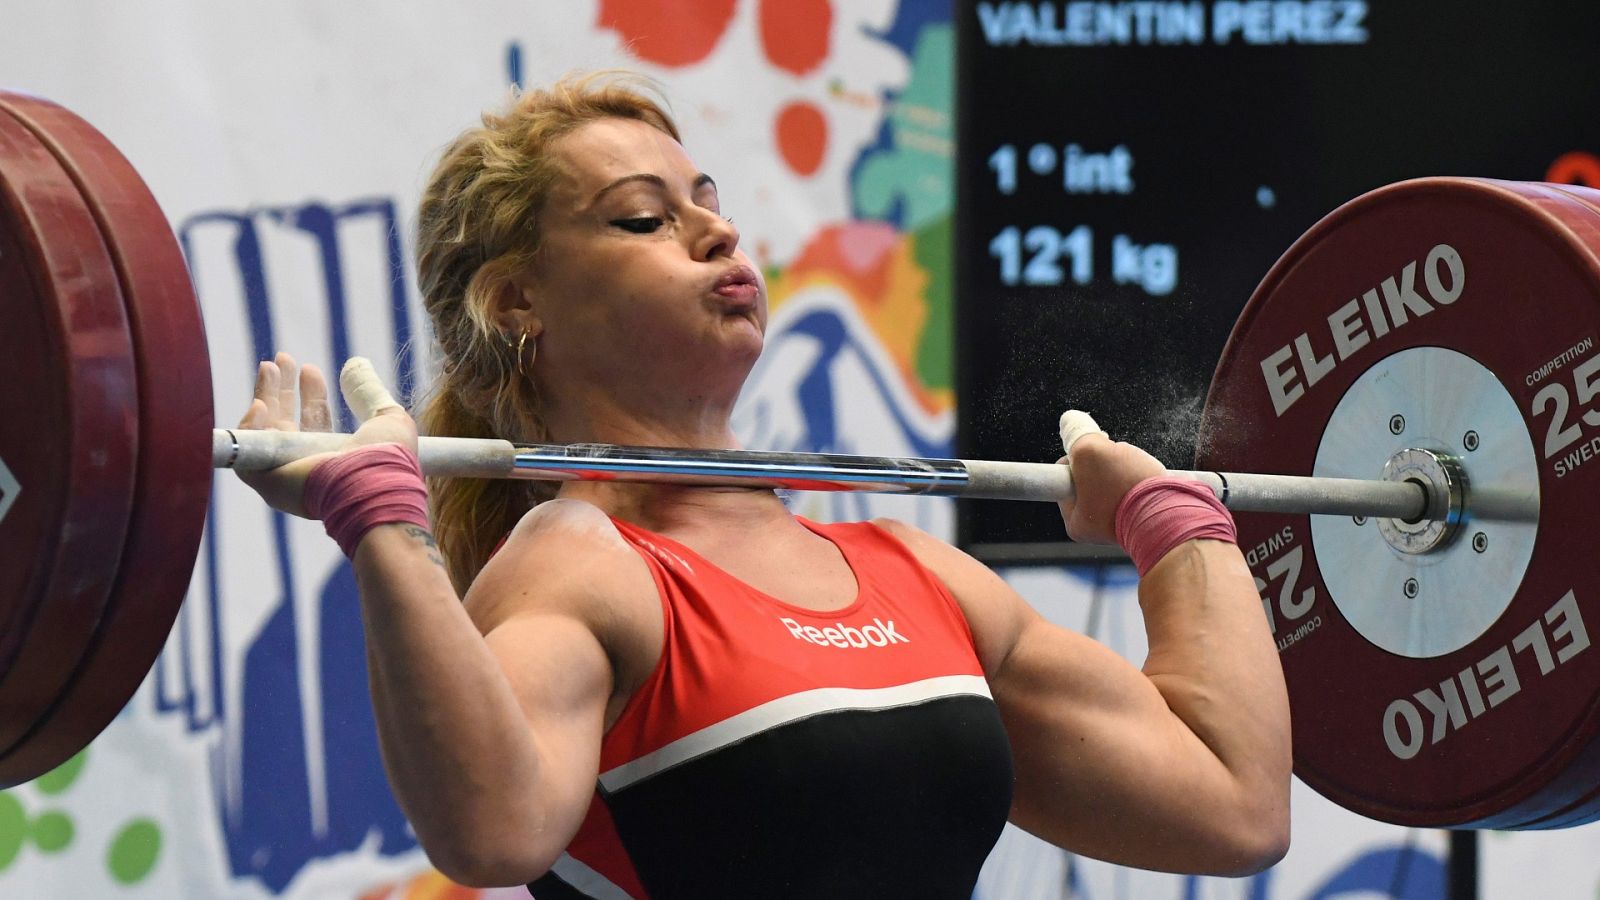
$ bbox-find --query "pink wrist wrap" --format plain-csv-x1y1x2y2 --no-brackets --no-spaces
302,443,431,558
1114,476,1237,576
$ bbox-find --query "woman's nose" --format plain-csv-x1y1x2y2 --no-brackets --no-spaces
693,210,739,261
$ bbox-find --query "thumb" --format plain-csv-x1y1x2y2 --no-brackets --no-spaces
340,357,402,423
1058,409,1107,460
340,357,417,452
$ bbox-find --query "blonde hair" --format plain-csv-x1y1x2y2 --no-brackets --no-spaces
414,72,681,594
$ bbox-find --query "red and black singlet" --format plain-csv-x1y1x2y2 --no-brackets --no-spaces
528,517,1014,899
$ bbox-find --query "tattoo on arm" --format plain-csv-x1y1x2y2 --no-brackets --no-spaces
402,525,446,568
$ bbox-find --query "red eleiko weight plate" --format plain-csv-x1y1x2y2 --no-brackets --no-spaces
0,92,211,786
0,109,138,763
1546,182,1600,219
1197,178,1600,828
1464,185,1600,831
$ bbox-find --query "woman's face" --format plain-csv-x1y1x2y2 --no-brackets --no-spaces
521,117,767,407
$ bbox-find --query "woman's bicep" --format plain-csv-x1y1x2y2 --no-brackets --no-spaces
878,518,1273,872
465,498,656,807
992,615,1270,874
478,610,614,856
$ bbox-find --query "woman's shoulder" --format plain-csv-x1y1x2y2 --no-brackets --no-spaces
859,516,1033,672
853,516,940,556
860,516,1007,595
464,499,658,632
804,516,947,568
514,497,634,547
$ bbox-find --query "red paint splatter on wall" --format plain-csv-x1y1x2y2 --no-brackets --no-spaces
786,222,900,303
758,0,832,75
1548,151,1600,187
775,101,828,176
599,0,738,68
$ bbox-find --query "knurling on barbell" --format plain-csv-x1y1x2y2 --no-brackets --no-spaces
209,425,1526,522
2,90,1599,831
213,365,1516,522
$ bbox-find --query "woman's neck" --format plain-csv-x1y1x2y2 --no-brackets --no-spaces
541,384,743,451
540,386,795,532
560,480,791,535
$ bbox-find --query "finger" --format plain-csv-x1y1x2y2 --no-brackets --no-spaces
274,351,299,429
237,397,270,429
1122,441,1169,474
1058,409,1108,459
340,357,401,423
255,360,281,424
300,363,334,432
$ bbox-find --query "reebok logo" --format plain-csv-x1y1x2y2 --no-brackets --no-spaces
781,617,908,649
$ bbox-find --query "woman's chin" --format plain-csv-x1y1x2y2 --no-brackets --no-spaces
722,312,766,356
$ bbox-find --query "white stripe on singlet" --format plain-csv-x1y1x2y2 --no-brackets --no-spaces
549,851,636,900
598,673,993,793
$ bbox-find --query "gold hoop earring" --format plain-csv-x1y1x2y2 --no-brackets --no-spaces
516,330,534,378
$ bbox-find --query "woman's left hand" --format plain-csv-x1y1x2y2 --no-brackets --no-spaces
1054,410,1165,544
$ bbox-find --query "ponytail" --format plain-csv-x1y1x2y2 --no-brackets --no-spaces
416,381,554,596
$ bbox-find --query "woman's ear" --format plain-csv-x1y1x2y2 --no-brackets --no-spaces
492,278,544,340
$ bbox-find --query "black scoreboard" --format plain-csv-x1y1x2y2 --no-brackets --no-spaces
954,0,1600,561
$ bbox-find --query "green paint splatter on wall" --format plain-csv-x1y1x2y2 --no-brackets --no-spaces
852,23,954,232
848,19,956,398
107,819,162,884
910,214,953,391
0,794,24,870
30,811,72,853
32,750,87,796
0,750,170,882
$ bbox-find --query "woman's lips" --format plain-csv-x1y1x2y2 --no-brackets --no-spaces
714,282,760,305
713,265,761,309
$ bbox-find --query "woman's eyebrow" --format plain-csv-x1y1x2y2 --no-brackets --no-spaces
586,173,664,209
586,173,717,209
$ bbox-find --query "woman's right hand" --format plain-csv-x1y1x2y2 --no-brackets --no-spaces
235,351,419,518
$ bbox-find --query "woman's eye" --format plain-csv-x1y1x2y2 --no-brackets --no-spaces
612,217,664,234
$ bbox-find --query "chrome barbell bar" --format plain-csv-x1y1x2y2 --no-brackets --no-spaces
212,429,1539,523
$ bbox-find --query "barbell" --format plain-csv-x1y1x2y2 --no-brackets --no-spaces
2,91,1599,831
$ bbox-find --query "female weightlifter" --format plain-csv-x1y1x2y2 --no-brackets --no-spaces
234,73,1291,897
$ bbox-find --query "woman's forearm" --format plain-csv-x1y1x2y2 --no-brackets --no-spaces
1137,539,1293,839
350,523,549,875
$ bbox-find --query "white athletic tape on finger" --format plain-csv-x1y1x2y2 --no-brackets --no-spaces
1059,410,1108,454
340,357,400,422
